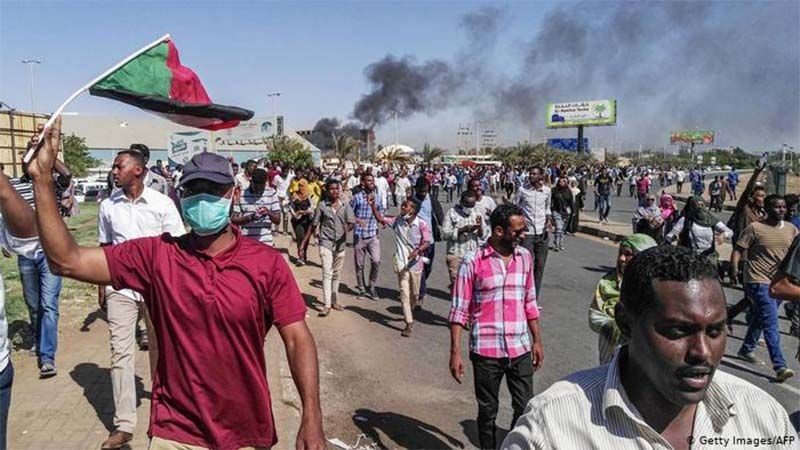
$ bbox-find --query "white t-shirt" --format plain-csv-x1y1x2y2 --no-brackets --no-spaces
375,176,390,207
0,218,40,372
475,195,497,223
235,173,250,191
274,174,293,199
98,187,186,301
395,177,411,199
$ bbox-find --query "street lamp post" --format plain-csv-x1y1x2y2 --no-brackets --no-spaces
21,59,42,112
267,92,281,134
391,110,402,145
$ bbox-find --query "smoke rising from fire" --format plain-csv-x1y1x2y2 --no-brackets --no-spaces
351,2,799,148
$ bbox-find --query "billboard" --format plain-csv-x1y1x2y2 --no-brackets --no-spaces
546,99,617,128
547,138,590,152
670,130,715,145
214,117,279,146
168,131,209,165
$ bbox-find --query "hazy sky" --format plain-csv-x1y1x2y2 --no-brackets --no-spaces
2,1,798,153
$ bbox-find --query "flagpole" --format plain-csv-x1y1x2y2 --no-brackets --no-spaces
24,34,172,163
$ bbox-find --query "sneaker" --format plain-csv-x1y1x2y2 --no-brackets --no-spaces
558,245,565,251
737,351,765,366
39,362,57,378
776,367,795,383
332,303,344,311
356,288,366,298
757,338,766,347
367,286,378,300
101,430,133,450
28,342,37,357
552,247,559,252
296,259,306,267
318,307,331,317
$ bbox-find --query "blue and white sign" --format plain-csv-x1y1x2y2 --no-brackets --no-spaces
547,138,590,152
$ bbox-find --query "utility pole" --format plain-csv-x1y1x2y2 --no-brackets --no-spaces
267,92,281,135
21,59,42,112
475,121,481,154
391,110,401,145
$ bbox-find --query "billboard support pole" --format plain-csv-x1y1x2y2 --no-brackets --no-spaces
577,125,584,153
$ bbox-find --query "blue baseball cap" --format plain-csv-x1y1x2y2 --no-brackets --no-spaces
179,152,235,187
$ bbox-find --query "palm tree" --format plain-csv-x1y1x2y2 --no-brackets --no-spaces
593,103,607,119
374,146,412,167
420,143,445,167
492,148,518,166
332,133,359,168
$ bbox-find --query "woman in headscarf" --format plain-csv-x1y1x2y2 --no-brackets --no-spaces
666,195,733,266
659,193,678,237
290,178,315,265
589,234,657,364
567,178,582,234
631,193,664,242
551,176,574,251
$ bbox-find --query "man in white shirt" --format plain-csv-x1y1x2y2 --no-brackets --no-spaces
236,160,256,191
0,171,41,450
394,170,412,205
676,168,686,194
503,246,797,450
345,170,360,203
374,169,390,211
272,167,294,235
98,150,186,450
512,167,552,298
468,178,497,229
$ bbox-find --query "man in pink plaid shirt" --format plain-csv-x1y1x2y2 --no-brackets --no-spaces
449,203,544,450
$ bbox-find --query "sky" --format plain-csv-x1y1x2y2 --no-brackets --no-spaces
1,1,798,154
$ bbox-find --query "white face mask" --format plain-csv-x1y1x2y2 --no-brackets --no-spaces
460,206,474,215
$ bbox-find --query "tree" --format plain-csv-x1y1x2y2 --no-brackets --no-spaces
420,143,445,167
62,134,100,177
593,103,607,119
267,136,313,167
374,147,412,167
332,133,360,167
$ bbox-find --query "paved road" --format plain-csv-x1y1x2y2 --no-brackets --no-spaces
298,197,799,450
584,187,733,231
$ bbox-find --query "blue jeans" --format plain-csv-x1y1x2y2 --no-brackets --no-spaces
419,245,435,301
597,194,610,221
18,253,62,365
739,283,786,371
0,361,13,450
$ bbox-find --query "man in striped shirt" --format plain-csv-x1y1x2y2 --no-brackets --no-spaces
503,246,796,450
231,168,281,246
449,204,543,450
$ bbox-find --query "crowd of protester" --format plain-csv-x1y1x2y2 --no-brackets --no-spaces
0,121,797,450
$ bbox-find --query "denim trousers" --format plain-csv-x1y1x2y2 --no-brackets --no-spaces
419,245,435,301
597,194,611,220
739,283,787,371
0,361,13,450
18,253,62,365
521,234,548,298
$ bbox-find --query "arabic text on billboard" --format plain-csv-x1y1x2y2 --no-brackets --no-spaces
547,138,590,152
215,118,275,146
546,100,617,128
168,131,209,165
670,130,715,145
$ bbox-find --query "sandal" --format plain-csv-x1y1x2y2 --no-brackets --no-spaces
401,324,413,337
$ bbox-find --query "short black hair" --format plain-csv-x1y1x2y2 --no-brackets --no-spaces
231,162,239,169
361,172,374,181
785,193,798,209
403,198,421,213
251,168,268,184
490,203,524,231
621,245,721,316
115,150,146,168
129,144,150,162
764,194,784,209
752,185,766,194
415,176,430,189
461,190,477,202
325,178,340,190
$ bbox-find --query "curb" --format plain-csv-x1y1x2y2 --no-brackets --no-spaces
576,224,627,242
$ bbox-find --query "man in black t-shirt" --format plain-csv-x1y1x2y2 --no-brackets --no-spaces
594,167,613,223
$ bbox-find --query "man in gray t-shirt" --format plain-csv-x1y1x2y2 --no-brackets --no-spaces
309,179,354,316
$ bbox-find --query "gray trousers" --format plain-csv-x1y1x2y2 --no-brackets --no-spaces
354,235,381,290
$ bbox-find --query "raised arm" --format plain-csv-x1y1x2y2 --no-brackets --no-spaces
26,117,111,285
0,173,36,238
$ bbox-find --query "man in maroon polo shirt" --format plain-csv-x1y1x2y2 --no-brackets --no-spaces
26,117,325,450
